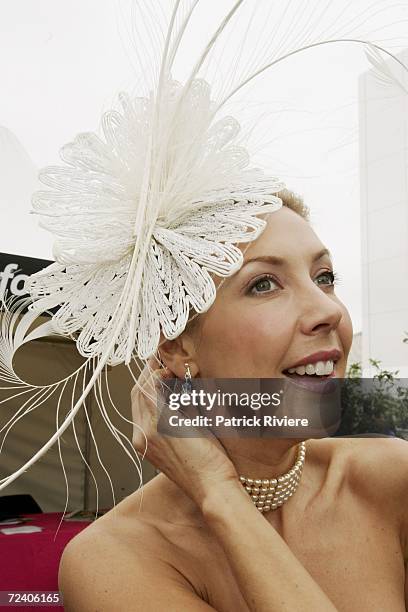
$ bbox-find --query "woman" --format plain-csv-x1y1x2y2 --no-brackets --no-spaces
58,193,408,611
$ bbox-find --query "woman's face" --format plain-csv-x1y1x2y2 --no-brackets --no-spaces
190,206,353,379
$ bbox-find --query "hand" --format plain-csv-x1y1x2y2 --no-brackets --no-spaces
131,358,239,507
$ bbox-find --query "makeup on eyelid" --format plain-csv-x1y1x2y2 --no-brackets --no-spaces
244,270,340,296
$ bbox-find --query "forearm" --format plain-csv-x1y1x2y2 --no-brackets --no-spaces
200,481,337,612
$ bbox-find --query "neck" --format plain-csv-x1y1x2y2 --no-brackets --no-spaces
155,438,308,525
220,437,305,479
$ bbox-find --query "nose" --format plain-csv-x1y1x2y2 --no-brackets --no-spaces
298,281,343,337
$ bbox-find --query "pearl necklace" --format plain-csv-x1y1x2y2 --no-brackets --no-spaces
239,441,306,512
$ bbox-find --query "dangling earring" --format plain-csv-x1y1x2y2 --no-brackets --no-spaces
182,362,192,394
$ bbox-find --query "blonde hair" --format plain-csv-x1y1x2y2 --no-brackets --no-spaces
277,188,310,221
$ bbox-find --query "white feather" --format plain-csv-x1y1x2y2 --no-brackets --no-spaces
365,42,408,95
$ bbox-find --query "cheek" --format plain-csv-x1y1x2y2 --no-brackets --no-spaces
338,303,353,357
197,301,291,377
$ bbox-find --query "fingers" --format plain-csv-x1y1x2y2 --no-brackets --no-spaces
148,355,162,372
131,356,178,446
136,356,159,386
134,355,175,396
131,360,171,422
132,358,159,396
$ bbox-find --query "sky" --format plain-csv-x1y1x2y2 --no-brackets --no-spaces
1,0,408,335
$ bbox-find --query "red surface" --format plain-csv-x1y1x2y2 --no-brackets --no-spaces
0,512,91,611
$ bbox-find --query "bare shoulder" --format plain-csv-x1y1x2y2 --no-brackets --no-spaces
309,436,408,482
58,505,213,611
307,436,408,504
320,437,408,544
342,436,408,497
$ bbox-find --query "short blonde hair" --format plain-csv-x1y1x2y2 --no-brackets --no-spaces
277,188,310,221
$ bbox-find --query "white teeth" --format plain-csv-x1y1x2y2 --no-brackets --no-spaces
324,361,334,375
315,361,326,375
286,360,335,376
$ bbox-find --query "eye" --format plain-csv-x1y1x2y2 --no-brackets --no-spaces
315,270,339,287
248,274,279,295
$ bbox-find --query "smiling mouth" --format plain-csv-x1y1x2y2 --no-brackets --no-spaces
282,370,336,382
280,363,338,395
282,360,338,379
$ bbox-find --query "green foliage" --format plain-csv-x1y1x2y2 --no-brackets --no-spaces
336,359,408,438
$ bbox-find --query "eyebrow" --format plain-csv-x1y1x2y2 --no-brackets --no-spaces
241,248,332,269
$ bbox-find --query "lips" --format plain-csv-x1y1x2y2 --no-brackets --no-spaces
284,349,342,370
282,370,337,394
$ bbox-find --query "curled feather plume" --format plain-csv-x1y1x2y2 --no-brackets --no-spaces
29,78,284,364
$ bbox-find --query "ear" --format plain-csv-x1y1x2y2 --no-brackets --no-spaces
157,331,199,378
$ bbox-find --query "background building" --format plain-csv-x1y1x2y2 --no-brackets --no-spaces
348,331,362,369
359,50,408,377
